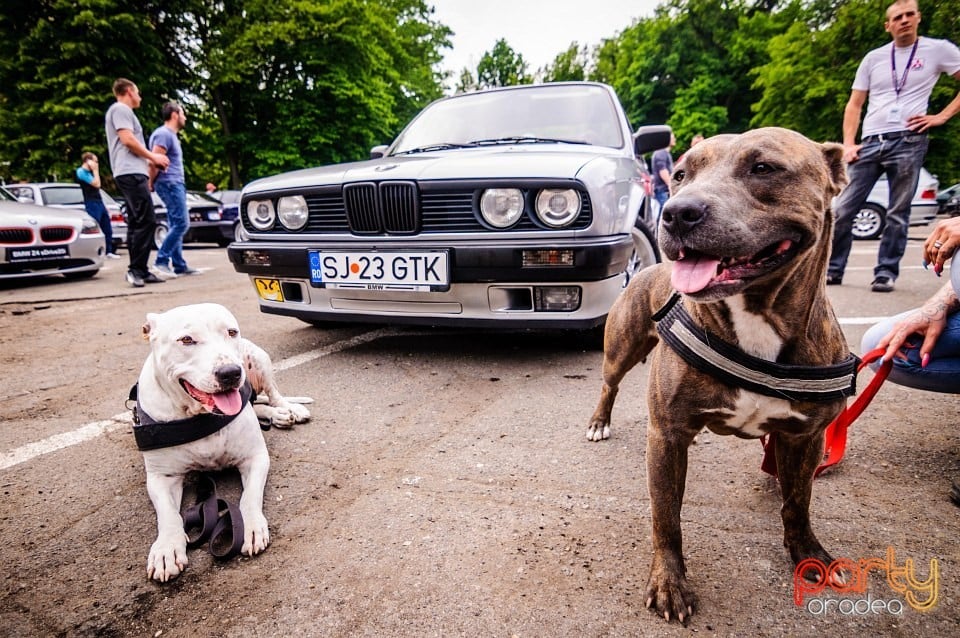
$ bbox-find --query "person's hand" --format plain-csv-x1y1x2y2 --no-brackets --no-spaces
907,112,948,133
842,143,861,164
923,216,960,275
151,153,170,170
875,298,948,368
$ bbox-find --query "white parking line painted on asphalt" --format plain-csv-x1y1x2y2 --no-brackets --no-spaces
0,327,410,472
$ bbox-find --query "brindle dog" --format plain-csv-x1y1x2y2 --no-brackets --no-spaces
587,128,850,623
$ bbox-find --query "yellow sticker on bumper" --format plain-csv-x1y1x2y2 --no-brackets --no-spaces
254,278,284,302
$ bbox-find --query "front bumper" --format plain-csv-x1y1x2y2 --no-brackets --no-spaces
228,236,633,328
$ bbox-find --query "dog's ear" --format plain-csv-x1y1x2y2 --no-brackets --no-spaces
141,313,160,341
821,142,847,196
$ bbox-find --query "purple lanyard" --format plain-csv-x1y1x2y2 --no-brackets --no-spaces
891,39,919,98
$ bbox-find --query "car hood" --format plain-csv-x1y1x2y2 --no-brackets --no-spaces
244,146,622,193
0,200,88,226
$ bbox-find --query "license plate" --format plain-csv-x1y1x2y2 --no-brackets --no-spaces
7,246,69,263
309,251,449,291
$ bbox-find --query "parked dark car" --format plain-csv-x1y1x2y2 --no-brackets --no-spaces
153,191,236,248
228,81,669,331
937,182,960,217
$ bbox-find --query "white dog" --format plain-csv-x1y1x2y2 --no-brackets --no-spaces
134,303,310,582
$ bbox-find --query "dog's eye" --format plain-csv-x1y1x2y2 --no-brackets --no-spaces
750,162,778,175
672,169,685,182
179,336,196,346
227,329,239,338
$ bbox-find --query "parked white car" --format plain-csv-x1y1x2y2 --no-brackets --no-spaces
228,82,670,332
6,182,126,250
850,167,939,240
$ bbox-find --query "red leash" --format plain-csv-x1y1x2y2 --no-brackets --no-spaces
760,347,893,479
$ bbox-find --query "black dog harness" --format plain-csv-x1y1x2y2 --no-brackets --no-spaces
128,381,254,451
652,293,859,403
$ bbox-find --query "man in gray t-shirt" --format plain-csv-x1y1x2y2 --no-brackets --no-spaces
104,78,170,287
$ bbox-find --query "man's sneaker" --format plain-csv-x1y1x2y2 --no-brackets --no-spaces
826,273,843,286
126,271,145,288
106,252,122,260
142,272,166,284
154,263,178,278
871,276,894,293
175,267,201,276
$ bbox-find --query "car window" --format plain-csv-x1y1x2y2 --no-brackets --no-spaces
391,85,624,154
8,186,34,202
41,185,84,206
0,186,16,201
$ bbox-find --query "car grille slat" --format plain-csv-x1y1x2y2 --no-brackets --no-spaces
39,227,74,242
380,182,418,234
0,228,34,244
344,183,381,234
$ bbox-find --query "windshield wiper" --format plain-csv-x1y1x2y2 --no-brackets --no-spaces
469,136,589,146
393,142,478,155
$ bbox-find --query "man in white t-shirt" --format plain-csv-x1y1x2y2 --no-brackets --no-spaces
827,0,960,293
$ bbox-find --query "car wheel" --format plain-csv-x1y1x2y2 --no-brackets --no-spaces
154,222,169,249
625,221,660,285
852,203,885,240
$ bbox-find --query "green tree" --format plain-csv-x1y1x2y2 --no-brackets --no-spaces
542,43,590,82
476,39,532,88
0,0,191,185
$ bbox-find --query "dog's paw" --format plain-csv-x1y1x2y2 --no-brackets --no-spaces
262,401,311,428
147,533,189,582
645,567,696,624
586,419,611,442
241,510,270,556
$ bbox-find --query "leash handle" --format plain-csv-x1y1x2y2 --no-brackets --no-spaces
760,347,892,479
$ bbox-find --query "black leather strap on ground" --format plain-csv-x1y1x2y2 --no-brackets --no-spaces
653,293,859,402
182,475,245,561
129,381,254,451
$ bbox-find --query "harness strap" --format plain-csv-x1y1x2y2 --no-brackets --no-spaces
129,381,254,451
653,293,860,403
760,347,892,478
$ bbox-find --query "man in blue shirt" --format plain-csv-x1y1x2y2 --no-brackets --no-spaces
149,101,199,276
75,152,120,259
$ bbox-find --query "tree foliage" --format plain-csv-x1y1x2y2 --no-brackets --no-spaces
476,39,532,89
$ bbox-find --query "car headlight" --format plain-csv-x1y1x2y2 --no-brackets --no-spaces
480,188,524,228
247,200,276,230
81,216,100,234
277,195,309,231
535,189,581,227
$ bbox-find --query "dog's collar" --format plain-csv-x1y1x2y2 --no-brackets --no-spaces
652,293,860,402
128,381,254,451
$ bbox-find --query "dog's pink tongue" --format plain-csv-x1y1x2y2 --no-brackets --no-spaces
212,389,243,416
671,256,721,294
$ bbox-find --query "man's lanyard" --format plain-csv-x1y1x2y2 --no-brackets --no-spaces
891,38,920,99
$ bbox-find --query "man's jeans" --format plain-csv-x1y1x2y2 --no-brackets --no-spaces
861,308,960,394
154,181,189,273
829,133,928,281
83,197,113,252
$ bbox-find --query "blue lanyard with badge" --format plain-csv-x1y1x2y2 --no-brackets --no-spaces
888,38,919,123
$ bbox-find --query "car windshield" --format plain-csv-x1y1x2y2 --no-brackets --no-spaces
390,84,625,155
41,185,84,206
0,186,16,201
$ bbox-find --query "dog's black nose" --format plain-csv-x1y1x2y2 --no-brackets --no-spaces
215,364,243,388
660,196,708,236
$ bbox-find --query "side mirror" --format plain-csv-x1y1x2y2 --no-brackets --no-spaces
370,145,389,159
633,125,672,156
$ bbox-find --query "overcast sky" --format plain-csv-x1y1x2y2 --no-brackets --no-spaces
429,0,661,86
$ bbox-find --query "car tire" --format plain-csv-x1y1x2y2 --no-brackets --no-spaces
154,222,169,250
625,221,660,285
852,203,885,240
